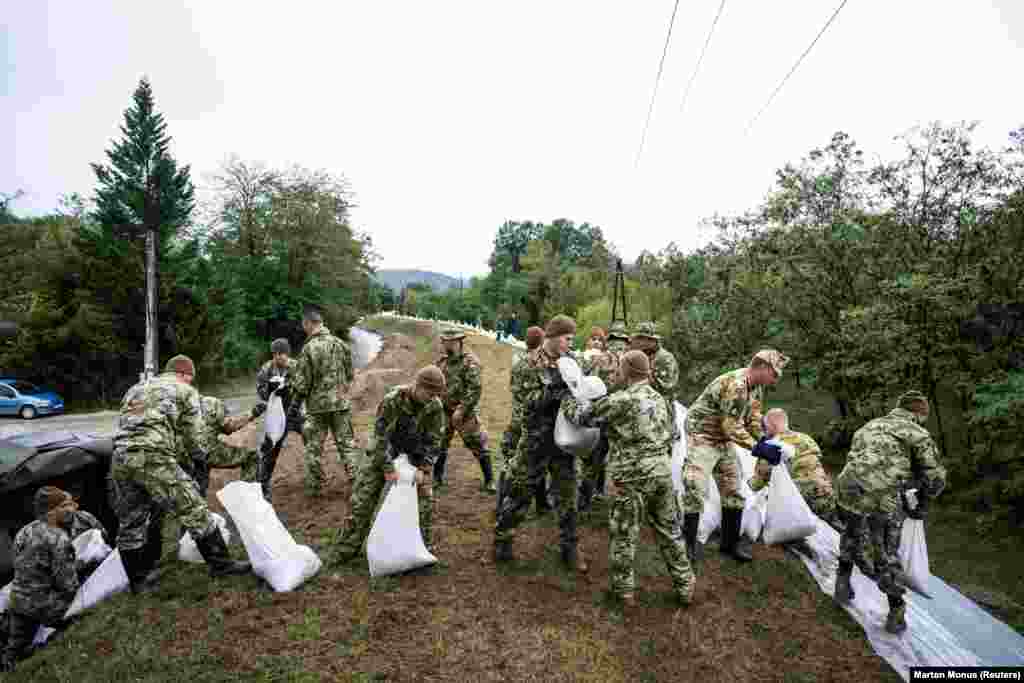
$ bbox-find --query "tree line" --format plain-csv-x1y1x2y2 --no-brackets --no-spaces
396,122,1024,523
0,78,379,408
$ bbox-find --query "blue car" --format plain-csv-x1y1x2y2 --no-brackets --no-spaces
0,378,66,419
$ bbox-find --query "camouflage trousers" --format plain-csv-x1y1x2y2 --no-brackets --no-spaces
334,448,434,557
581,430,609,488
495,426,577,546
681,438,746,513
837,506,905,598
436,407,490,481
302,409,360,495
498,422,522,477
1,611,72,670
192,441,260,499
610,476,695,601
795,477,838,525
108,449,216,553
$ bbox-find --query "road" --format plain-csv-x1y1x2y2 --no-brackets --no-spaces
0,395,262,440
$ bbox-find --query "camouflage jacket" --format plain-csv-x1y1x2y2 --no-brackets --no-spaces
256,358,302,415
437,349,483,415
582,347,625,393
750,429,830,492
369,385,446,474
685,368,764,449
506,351,530,439
564,381,672,483
113,372,204,465
9,520,79,623
292,326,354,414
836,408,947,516
63,510,106,542
648,347,679,400
513,347,585,436
196,395,252,463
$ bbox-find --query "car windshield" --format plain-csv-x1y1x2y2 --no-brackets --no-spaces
10,381,41,394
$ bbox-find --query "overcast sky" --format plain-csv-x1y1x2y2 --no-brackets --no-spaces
3,1,1023,277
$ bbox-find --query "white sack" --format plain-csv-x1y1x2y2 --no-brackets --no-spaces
900,518,933,598
178,512,232,563
263,392,287,446
0,583,9,613
217,481,321,592
555,409,601,456
556,357,584,398
762,464,817,544
741,488,770,542
367,456,437,577
670,402,688,493
72,528,112,567
697,477,722,544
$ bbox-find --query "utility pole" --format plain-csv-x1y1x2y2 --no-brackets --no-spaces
610,258,629,329
113,222,158,381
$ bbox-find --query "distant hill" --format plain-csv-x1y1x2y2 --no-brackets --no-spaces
374,269,462,294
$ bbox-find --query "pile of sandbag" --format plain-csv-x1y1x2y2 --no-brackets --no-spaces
366,455,437,577
217,481,321,592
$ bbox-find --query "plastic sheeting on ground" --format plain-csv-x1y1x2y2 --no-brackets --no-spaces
366,456,437,577
217,481,321,592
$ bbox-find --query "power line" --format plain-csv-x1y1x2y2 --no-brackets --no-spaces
679,0,727,115
635,0,681,168
743,0,850,136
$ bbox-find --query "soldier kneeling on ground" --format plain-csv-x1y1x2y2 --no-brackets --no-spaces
1,487,80,672
564,350,695,607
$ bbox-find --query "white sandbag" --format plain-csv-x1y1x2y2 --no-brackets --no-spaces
262,393,287,446
178,513,232,564
367,456,437,577
697,476,722,544
741,487,770,542
900,518,933,598
555,409,601,456
217,481,321,592
73,528,112,567
762,464,817,544
670,402,688,493
0,583,9,613
556,357,584,398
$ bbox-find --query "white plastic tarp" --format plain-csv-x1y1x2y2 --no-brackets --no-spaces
217,481,321,592
367,456,437,577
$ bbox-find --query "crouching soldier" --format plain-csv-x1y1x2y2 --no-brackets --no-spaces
108,355,251,594
833,390,947,635
331,366,447,564
564,351,695,607
1,487,79,672
190,395,265,499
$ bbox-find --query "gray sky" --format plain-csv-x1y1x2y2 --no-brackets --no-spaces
4,1,1023,277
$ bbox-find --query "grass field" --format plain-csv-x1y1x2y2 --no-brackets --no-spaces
6,317,1021,681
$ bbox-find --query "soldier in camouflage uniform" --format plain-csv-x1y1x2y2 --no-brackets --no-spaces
434,328,496,493
564,351,695,607
62,509,106,544
681,350,789,565
331,366,447,563
254,338,306,502
108,355,251,594
497,326,547,514
1,487,79,671
494,315,588,573
290,308,359,497
189,395,263,499
578,321,629,511
629,322,680,437
833,390,947,635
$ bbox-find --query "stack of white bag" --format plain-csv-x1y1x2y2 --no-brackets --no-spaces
0,528,130,646
366,455,437,577
178,513,232,563
216,481,321,592
554,356,608,457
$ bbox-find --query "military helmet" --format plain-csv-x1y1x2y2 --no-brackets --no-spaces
631,321,661,341
440,327,466,342
607,321,630,341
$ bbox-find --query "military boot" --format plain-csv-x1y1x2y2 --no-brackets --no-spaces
120,546,161,594
496,471,508,515
720,509,752,562
578,480,595,513
560,544,589,573
194,527,251,578
494,538,514,562
258,444,279,503
834,561,856,604
682,512,703,567
885,597,907,634
534,478,552,515
479,452,497,493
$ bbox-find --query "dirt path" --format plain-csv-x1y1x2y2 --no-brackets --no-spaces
144,319,902,681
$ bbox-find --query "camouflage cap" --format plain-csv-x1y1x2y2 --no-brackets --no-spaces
415,365,447,395
631,321,661,340
620,349,651,381
752,349,789,378
270,338,291,355
525,326,545,350
164,354,196,376
607,321,630,340
440,327,466,342
897,390,929,410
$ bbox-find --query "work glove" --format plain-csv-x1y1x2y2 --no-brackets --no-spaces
269,376,285,392
901,489,928,520
751,437,783,466
251,403,267,419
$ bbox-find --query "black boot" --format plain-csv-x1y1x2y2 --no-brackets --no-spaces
682,512,703,566
479,452,496,493
193,526,251,578
835,561,856,603
535,478,552,515
496,471,508,515
258,439,280,503
434,451,448,488
578,480,594,512
885,595,907,634
120,546,161,594
494,538,514,562
720,509,752,562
